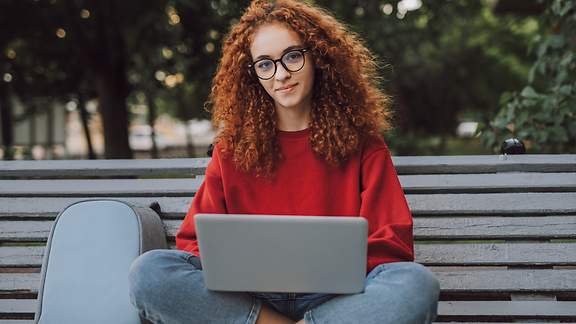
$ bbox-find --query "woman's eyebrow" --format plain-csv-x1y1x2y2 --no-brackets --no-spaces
254,45,302,61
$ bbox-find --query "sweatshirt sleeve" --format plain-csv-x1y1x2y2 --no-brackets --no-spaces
360,142,414,271
175,146,228,255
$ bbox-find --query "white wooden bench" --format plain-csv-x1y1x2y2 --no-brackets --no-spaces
1,154,575,323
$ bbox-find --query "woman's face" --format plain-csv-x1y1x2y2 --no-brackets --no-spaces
249,23,315,112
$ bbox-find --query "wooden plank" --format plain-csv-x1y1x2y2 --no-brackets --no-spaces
1,193,575,218
0,158,209,178
407,192,576,215
1,155,574,178
162,216,576,241
2,299,576,320
3,243,575,268
0,222,50,242
400,173,576,193
164,215,576,240
0,299,35,314
431,268,576,292
438,300,576,316
394,154,576,174
0,273,38,292
414,243,576,266
0,247,43,267
2,216,575,242
0,197,192,219
411,216,576,240
0,179,202,197
1,173,575,197
2,269,575,293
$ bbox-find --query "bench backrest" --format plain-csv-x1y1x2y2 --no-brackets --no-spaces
1,154,575,322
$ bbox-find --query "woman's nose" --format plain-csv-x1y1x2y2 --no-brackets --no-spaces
275,62,291,81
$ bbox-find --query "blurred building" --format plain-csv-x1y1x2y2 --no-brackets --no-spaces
0,98,215,159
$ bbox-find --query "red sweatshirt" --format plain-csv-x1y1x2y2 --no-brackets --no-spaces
176,128,414,273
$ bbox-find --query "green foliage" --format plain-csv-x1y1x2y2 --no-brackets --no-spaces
316,0,534,139
0,0,552,157
478,0,576,153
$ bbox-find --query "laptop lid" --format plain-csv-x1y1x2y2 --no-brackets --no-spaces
194,214,368,294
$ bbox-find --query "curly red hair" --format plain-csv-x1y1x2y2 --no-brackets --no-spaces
209,0,393,177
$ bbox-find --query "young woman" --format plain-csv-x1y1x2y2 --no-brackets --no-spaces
129,1,440,323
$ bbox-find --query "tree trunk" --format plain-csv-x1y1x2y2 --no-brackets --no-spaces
185,122,195,157
145,91,159,159
46,102,54,159
78,94,96,159
92,0,132,159
28,103,36,160
95,72,132,159
0,83,14,160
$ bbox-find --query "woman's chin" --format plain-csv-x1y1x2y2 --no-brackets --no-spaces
275,99,302,110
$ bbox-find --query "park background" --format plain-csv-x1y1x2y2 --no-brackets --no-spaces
0,0,574,160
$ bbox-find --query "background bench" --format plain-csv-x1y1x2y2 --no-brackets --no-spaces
1,154,575,323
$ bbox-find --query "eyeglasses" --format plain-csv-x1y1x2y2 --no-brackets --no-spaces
248,48,309,80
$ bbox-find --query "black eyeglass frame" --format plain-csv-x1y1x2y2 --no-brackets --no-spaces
248,48,309,80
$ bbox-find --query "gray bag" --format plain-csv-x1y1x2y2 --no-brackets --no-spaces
35,199,167,324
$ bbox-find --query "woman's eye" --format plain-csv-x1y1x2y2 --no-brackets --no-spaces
285,52,301,62
257,61,272,70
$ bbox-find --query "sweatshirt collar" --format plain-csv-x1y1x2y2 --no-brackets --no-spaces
277,127,311,140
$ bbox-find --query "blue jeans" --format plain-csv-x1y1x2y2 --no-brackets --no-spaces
128,249,440,324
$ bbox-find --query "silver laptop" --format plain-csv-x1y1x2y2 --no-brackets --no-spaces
194,214,368,294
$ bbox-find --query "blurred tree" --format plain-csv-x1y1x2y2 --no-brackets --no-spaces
56,0,175,159
479,0,576,153
316,0,537,154
0,0,83,159
1,0,250,159
126,0,252,157
0,0,547,158
0,0,173,159
168,0,251,121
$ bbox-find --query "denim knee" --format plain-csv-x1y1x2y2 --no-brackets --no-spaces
128,249,188,308
392,262,440,321
128,250,163,304
406,262,439,295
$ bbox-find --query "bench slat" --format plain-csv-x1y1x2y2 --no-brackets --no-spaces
0,158,209,178
1,155,574,178
411,216,576,240
401,173,576,193
2,299,576,320
0,179,202,197
407,192,576,215
0,273,37,292
2,173,575,197
432,268,576,292
0,299,36,314
2,269,575,293
0,197,192,218
162,216,576,241
0,247,44,267
2,216,575,242
2,243,575,268
1,193,575,218
437,300,576,316
415,243,576,266
395,154,576,174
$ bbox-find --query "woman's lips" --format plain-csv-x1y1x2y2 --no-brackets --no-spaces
276,83,298,93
